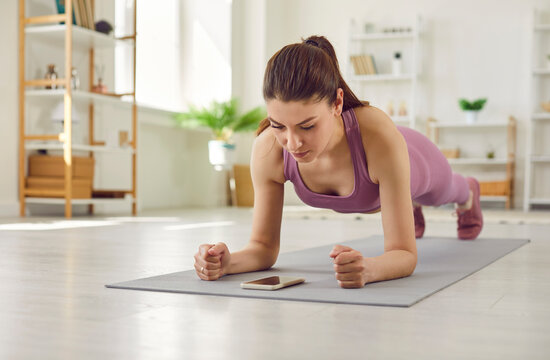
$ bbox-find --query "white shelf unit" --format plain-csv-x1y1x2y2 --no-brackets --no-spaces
427,117,517,209
524,9,550,210
19,0,138,219
347,15,421,129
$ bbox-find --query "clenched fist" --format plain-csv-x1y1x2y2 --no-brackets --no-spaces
194,242,231,281
329,245,369,288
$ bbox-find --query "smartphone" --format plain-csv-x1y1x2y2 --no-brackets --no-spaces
240,276,305,291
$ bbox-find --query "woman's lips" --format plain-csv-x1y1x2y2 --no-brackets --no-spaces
291,151,309,159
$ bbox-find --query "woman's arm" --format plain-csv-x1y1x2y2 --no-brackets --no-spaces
226,132,285,274
330,106,417,288
226,130,286,275
194,131,285,280
363,107,417,282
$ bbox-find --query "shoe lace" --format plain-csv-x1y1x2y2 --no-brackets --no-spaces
455,208,476,227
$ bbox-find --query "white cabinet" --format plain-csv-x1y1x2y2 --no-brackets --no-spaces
427,117,517,209
346,15,421,128
524,9,550,210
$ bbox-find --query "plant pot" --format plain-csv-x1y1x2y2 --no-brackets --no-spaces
464,110,479,124
208,140,236,171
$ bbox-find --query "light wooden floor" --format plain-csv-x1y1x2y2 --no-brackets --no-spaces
1,207,549,359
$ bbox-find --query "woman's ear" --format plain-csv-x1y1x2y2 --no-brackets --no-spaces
333,88,344,116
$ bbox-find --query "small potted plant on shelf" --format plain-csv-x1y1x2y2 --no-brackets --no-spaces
174,98,266,171
458,98,487,124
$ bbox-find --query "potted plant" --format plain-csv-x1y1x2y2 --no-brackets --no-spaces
458,98,487,124
174,98,266,171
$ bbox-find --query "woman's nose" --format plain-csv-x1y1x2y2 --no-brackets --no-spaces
286,133,303,152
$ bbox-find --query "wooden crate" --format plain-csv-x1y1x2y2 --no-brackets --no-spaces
29,155,94,179
440,148,460,159
479,180,510,196
26,176,93,199
233,164,254,207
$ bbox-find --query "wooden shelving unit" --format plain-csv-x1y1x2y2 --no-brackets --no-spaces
18,0,138,218
427,117,517,209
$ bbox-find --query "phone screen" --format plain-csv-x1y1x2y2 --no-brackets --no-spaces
245,276,282,286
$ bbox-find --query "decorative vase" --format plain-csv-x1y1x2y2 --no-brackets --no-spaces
464,110,479,124
45,64,58,89
208,140,236,171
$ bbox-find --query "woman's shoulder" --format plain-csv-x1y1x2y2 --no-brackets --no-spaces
251,128,286,184
353,105,399,140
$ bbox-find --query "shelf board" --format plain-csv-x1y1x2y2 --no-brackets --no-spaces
480,196,508,202
24,143,135,154
529,198,550,205
447,158,508,165
392,116,412,124
25,24,133,50
351,32,415,41
533,69,550,75
26,89,134,108
531,156,550,163
25,196,134,206
532,113,550,121
350,74,415,82
429,121,508,129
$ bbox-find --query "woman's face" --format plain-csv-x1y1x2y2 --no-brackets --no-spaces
266,91,343,163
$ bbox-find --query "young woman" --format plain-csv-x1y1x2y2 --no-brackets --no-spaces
193,35,483,288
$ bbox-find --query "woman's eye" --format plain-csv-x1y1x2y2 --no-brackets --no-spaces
301,125,315,130
270,124,284,129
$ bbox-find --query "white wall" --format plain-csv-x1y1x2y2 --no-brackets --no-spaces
0,0,19,216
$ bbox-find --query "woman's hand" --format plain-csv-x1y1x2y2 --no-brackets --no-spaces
194,242,231,281
329,245,370,288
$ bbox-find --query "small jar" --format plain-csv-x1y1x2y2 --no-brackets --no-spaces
71,67,80,90
45,64,58,89
392,52,402,76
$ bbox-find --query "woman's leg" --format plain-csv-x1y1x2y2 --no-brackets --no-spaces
398,126,482,239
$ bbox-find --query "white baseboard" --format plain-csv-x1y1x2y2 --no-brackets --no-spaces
0,202,19,217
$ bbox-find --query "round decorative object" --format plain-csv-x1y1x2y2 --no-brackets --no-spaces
95,20,113,35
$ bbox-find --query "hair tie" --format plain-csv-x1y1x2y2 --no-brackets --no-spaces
305,39,319,47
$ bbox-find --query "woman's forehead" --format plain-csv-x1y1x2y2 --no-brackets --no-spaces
266,99,329,121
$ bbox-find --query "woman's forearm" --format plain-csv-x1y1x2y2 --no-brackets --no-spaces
226,241,279,275
365,249,417,283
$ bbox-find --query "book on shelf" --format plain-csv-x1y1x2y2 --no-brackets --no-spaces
350,54,378,75
350,55,364,74
54,0,77,25
370,55,378,74
77,0,88,28
72,0,81,27
84,0,95,30
56,0,95,29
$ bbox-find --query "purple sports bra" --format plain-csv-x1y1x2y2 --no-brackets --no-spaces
283,108,380,213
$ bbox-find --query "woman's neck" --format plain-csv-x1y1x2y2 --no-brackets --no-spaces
318,114,347,160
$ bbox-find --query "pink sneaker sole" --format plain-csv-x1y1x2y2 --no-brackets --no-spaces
457,177,483,240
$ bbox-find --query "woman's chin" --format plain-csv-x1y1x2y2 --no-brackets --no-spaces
292,151,314,162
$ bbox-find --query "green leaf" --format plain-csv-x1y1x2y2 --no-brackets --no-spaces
458,98,487,111
173,97,266,141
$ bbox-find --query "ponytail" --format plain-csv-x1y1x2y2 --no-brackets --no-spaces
258,35,368,136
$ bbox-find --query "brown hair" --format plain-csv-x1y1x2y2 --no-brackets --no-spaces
257,35,368,135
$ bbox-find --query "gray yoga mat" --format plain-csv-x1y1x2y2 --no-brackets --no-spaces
106,236,529,307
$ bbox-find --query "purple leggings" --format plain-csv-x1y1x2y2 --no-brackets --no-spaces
398,126,470,206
